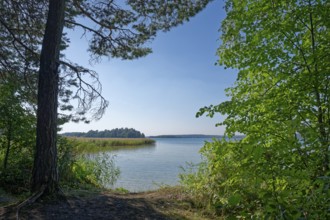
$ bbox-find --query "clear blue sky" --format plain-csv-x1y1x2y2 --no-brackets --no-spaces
61,0,237,136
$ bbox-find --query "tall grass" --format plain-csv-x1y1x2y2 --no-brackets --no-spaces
66,137,155,153
58,137,120,189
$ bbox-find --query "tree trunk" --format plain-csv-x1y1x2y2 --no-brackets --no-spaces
31,0,65,195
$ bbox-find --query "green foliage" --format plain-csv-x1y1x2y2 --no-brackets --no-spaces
0,136,121,193
0,153,33,194
0,82,36,193
114,187,130,194
63,128,146,138
182,139,330,218
58,137,120,189
182,0,330,218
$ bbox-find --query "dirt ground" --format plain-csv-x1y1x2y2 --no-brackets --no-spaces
0,189,213,220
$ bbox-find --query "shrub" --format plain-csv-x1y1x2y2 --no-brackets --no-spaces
181,138,330,219
58,137,120,189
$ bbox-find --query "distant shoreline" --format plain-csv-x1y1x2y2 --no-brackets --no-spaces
148,134,244,139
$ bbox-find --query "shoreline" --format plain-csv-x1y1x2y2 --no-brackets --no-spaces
65,136,156,153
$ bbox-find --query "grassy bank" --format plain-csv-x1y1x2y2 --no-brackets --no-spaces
66,137,155,153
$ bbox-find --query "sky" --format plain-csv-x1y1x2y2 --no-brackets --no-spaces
61,0,237,136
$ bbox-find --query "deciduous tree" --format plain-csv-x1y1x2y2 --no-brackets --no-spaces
186,0,329,218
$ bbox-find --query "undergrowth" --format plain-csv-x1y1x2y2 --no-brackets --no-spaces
0,136,120,196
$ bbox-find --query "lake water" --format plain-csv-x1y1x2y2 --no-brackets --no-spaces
99,137,212,192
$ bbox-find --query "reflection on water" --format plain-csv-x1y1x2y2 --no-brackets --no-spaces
93,137,210,192
109,144,156,153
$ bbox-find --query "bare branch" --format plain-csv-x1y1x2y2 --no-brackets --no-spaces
59,60,109,120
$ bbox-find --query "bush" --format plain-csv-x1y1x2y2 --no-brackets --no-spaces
58,137,120,189
0,138,34,194
0,136,120,194
181,138,330,219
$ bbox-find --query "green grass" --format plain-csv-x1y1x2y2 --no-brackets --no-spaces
66,137,155,153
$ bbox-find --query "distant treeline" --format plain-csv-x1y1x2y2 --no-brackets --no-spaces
62,128,145,138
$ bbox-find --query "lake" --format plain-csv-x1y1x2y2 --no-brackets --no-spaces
97,137,213,192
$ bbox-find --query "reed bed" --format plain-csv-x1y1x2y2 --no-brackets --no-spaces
65,137,155,153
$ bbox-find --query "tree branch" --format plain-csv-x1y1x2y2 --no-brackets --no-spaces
0,17,39,58
59,60,109,120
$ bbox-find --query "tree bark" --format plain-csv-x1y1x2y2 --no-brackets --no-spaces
31,0,65,195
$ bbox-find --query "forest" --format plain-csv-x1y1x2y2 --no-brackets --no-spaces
62,128,146,138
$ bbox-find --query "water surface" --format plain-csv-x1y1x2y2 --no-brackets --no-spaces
100,137,211,192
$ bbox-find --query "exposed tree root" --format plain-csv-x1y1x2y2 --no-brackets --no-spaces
0,185,69,220
15,185,46,220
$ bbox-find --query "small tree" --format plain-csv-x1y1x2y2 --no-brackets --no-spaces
0,83,35,170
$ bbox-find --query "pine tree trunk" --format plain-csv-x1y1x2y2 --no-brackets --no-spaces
31,0,65,195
